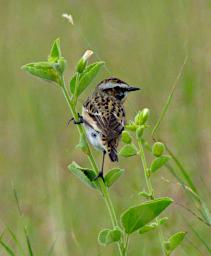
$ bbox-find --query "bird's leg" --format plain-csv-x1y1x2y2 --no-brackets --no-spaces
67,113,83,126
94,150,106,181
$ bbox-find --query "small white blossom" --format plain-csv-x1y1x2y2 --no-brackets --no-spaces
62,13,74,25
82,50,93,62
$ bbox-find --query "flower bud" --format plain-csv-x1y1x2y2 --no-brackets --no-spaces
125,121,138,132
152,142,165,157
76,49,93,73
135,108,150,125
121,131,132,144
136,126,144,140
58,57,67,73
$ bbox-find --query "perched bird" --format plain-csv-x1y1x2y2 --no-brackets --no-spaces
72,77,140,179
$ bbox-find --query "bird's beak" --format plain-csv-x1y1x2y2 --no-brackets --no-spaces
127,86,141,92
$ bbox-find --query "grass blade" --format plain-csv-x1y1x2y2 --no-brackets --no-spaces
7,227,25,256
24,227,34,256
152,55,188,138
0,240,16,256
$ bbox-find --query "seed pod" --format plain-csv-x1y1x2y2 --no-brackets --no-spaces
134,108,150,125
152,142,165,157
136,126,144,140
122,131,132,144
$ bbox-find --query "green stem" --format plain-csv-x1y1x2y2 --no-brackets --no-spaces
138,139,166,256
60,77,124,256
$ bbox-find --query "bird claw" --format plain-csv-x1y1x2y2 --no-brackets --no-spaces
94,171,104,182
67,113,83,126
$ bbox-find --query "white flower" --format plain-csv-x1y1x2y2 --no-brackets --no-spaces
62,13,74,25
82,50,93,62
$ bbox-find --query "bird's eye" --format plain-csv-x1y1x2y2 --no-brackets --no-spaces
116,92,125,100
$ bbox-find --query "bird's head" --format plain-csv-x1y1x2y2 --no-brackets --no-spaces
97,77,140,102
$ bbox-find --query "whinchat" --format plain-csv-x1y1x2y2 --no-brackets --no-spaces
72,77,140,179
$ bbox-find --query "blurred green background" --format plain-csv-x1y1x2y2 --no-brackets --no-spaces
0,0,211,255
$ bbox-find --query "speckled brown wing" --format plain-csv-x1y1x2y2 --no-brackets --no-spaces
83,92,126,161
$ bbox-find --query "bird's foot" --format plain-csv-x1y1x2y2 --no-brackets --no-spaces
67,113,83,126
94,171,104,182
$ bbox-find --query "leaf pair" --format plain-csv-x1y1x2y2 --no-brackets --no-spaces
121,197,173,234
164,231,186,255
68,162,124,189
21,38,66,86
98,228,122,246
70,61,104,98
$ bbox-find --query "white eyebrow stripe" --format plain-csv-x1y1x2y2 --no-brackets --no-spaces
99,82,129,90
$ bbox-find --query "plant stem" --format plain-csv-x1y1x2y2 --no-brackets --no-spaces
60,77,124,256
138,139,166,256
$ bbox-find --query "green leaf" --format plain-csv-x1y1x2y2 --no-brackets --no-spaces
150,155,171,173
68,162,98,189
164,231,186,254
138,222,157,234
119,144,137,157
70,74,77,94
48,38,62,62
121,197,173,234
77,61,104,96
104,168,124,187
21,62,59,84
121,131,132,144
98,228,121,246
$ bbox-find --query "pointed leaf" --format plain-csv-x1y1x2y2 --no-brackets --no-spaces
104,168,124,187
98,228,121,246
165,231,186,254
70,74,77,94
68,162,98,189
77,61,104,96
48,38,62,62
121,197,173,234
119,144,137,157
150,155,171,173
21,62,59,84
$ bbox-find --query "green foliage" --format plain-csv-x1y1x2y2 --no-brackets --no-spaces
21,62,60,83
119,144,137,157
104,168,124,187
98,228,122,246
24,227,34,256
48,38,62,62
134,108,150,125
152,142,165,157
121,197,173,234
138,190,152,199
70,61,104,96
150,155,171,173
121,131,132,144
68,162,98,189
164,231,186,255
138,223,157,234
0,240,16,256
22,38,66,85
